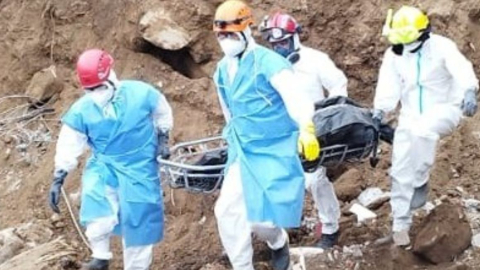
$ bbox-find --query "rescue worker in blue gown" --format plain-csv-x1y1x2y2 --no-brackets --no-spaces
374,6,478,246
212,1,320,270
47,49,173,270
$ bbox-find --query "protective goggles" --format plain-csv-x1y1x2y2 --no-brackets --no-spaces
84,82,111,92
261,27,293,41
213,17,249,30
216,32,239,40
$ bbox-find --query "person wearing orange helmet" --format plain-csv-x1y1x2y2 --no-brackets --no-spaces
212,1,320,269
260,11,347,249
375,6,478,246
48,49,173,269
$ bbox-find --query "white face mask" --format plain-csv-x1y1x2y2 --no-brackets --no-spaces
86,85,115,107
219,38,246,58
404,41,422,53
84,70,118,107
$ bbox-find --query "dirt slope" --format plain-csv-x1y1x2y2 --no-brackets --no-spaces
2,0,480,269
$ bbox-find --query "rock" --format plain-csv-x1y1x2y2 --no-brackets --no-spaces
357,187,390,209
343,245,363,259
25,67,63,102
413,203,472,264
15,223,53,245
0,229,25,264
463,198,480,211
50,214,62,223
349,203,377,224
3,136,12,144
54,222,66,229
422,202,436,214
445,264,469,270
139,8,191,50
472,233,480,248
290,247,325,258
3,148,11,161
0,238,75,270
334,168,364,202
198,216,206,225
15,144,27,152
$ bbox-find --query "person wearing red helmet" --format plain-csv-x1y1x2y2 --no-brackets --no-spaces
48,49,173,270
260,12,347,249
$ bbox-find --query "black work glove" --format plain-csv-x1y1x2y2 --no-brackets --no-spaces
461,89,478,117
157,130,171,160
49,170,67,213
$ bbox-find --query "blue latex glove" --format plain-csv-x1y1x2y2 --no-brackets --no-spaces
461,89,478,117
48,170,67,213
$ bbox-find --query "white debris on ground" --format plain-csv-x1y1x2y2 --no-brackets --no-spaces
301,217,318,231
357,187,390,209
349,203,377,224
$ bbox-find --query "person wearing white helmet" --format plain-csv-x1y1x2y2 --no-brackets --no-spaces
212,1,320,269
261,11,347,249
48,49,173,269
375,6,478,246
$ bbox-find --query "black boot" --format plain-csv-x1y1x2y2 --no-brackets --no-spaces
316,231,339,249
271,242,291,270
80,258,109,270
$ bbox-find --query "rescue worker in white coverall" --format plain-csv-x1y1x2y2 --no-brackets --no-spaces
374,6,478,246
212,1,320,269
47,49,173,269
260,12,346,249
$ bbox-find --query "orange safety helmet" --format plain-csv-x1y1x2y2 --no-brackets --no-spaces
213,0,254,32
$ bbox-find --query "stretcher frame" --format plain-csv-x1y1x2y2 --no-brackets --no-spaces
158,136,376,194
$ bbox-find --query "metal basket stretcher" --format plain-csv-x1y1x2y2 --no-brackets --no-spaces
158,135,377,194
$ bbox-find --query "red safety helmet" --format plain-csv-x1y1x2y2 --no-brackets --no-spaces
76,49,114,89
262,12,301,42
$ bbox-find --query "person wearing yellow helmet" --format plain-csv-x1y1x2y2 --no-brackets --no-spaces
374,6,479,247
212,1,319,269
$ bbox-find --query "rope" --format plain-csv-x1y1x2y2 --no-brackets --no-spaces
61,187,91,251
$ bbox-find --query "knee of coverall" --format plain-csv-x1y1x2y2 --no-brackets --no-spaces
390,127,413,182
85,186,120,240
411,105,462,140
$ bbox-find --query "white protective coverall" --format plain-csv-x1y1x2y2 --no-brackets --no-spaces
374,34,479,232
215,29,315,270
54,72,173,270
294,45,347,235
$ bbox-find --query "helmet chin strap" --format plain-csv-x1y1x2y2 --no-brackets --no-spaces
237,26,253,58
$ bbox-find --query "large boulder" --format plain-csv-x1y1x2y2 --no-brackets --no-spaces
139,8,191,51
334,168,364,202
413,202,472,264
25,67,63,103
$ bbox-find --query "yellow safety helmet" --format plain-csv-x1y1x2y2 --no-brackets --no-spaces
213,0,254,32
383,6,430,45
